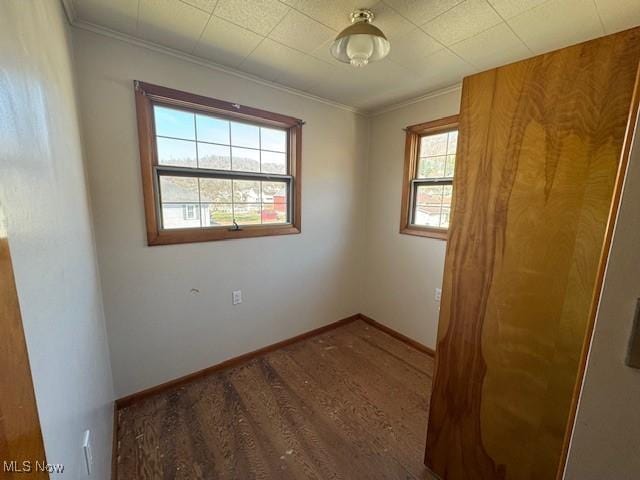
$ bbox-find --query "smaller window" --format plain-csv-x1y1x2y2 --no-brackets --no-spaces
400,115,458,240
183,204,198,220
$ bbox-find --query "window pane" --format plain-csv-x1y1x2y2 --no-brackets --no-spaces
262,181,287,203
233,180,260,203
231,147,260,172
261,127,287,152
207,203,234,226
444,154,456,177
440,207,451,228
261,151,287,174
417,155,446,178
410,129,457,231
442,185,453,207
230,122,259,148
159,176,199,202
198,143,231,170
233,203,261,225
154,106,195,140
420,132,448,157
157,138,197,168
414,205,441,227
199,178,232,203
161,203,201,229
414,184,444,228
416,184,444,206
447,130,458,154
262,203,288,224
196,114,229,144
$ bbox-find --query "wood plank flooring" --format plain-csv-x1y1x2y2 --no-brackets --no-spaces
115,320,437,479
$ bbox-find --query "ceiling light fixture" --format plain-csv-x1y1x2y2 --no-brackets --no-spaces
330,9,390,68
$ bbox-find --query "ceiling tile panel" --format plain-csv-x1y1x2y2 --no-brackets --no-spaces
595,0,640,34
214,0,290,35
181,0,219,13
387,27,444,70
269,9,336,53
487,0,549,19
74,0,139,36
413,48,476,82
310,39,344,65
138,0,210,53
508,0,604,54
281,0,379,31
423,0,503,45
382,0,465,26
450,22,530,70
310,58,414,108
237,39,287,81
193,16,263,67
240,38,329,91
370,1,415,39
276,56,338,92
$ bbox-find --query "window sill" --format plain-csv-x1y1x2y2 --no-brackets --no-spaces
147,224,301,246
400,226,448,241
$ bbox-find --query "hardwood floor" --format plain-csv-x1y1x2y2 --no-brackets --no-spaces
115,320,437,479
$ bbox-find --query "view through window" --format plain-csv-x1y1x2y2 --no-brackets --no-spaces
412,129,457,229
154,105,290,230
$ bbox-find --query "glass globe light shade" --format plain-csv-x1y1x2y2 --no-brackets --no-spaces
330,11,390,68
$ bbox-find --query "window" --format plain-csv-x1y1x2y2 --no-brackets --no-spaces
135,81,302,245
182,204,197,221
400,115,458,240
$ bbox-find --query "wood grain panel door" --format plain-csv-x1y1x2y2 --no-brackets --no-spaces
0,204,47,478
425,27,640,480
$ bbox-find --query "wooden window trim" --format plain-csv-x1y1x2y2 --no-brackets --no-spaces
399,114,458,241
134,81,303,246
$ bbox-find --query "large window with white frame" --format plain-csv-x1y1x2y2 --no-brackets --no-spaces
135,82,302,246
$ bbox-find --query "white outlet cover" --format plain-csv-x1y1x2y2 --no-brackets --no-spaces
435,288,442,302
82,429,92,475
232,290,242,305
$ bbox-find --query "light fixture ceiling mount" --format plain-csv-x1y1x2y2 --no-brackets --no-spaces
330,9,390,68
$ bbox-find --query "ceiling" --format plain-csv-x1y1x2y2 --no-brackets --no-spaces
67,0,640,113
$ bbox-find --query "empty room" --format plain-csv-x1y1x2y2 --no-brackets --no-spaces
2,0,640,479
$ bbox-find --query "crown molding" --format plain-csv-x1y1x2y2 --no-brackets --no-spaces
366,84,462,116
68,18,366,115
60,0,462,118
60,0,77,24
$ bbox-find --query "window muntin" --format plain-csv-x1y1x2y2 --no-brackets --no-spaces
135,81,302,246
411,129,457,229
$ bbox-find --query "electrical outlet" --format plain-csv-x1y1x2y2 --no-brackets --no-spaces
82,430,92,476
434,288,442,303
232,290,242,305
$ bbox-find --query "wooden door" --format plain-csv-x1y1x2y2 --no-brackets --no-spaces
0,204,47,478
425,27,640,480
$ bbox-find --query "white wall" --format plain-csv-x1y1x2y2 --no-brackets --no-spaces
72,28,368,398
0,1,114,478
563,104,640,479
362,89,461,350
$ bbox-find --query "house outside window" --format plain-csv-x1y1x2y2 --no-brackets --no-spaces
182,204,198,221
